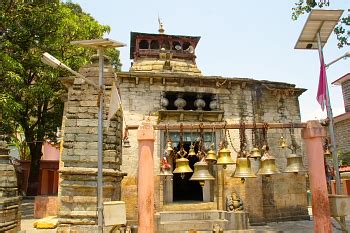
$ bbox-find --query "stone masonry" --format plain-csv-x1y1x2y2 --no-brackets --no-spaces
117,70,309,224
57,57,126,232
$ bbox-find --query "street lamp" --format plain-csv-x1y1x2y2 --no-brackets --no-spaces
295,9,347,231
326,51,350,68
41,52,98,88
70,38,125,233
295,9,344,193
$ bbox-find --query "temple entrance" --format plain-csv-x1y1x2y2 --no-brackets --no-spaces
165,132,217,203
173,141,202,201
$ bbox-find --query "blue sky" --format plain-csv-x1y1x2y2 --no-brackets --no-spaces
70,0,349,121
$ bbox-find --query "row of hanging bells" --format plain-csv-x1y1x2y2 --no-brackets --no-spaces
160,124,307,182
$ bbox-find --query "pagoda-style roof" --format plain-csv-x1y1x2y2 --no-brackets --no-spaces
130,32,201,60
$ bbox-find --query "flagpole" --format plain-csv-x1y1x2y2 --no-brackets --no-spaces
316,32,341,195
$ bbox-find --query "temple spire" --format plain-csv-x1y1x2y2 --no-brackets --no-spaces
158,16,165,34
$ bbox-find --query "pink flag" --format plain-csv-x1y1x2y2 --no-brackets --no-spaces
316,55,328,111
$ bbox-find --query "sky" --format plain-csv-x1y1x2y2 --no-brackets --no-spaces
70,0,349,121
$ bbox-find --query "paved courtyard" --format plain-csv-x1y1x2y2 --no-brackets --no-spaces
20,218,350,232
19,198,350,232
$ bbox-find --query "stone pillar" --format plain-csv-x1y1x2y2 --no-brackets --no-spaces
302,120,331,233
0,138,21,232
137,120,155,233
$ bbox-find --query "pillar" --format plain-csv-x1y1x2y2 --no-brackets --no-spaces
302,120,332,233
137,120,155,233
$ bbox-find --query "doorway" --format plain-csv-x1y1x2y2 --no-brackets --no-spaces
173,141,202,201
165,132,216,203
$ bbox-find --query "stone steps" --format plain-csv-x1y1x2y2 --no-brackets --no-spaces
156,210,249,232
157,210,226,221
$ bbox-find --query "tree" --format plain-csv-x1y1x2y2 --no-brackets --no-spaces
292,0,350,48
0,1,121,195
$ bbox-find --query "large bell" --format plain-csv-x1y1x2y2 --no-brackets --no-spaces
217,146,235,168
188,144,196,156
249,147,261,160
233,157,257,178
190,160,215,186
279,136,288,149
173,157,193,178
257,157,280,176
284,154,307,173
206,146,217,163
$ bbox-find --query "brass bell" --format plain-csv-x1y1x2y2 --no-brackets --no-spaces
123,138,131,148
166,140,174,155
257,157,280,176
284,154,307,173
190,160,215,186
324,148,331,157
249,147,261,160
217,146,235,168
206,144,217,163
233,157,257,178
188,143,196,157
173,157,193,179
159,168,173,176
279,136,288,149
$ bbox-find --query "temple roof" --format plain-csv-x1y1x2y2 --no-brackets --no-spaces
130,31,200,59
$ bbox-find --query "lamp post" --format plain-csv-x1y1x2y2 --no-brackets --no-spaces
70,39,125,233
295,9,344,195
295,9,347,232
42,38,125,233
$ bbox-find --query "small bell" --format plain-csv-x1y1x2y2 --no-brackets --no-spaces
279,136,288,149
159,168,173,176
284,154,307,174
123,138,131,148
206,144,217,163
190,160,215,186
166,140,174,155
188,143,196,157
249,147,261,160
232,157,257,178
217,146,236,169
324,148,332,157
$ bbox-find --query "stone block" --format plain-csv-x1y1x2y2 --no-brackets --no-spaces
34,196,58,219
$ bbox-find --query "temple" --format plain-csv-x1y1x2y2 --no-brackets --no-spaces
57,25,309,232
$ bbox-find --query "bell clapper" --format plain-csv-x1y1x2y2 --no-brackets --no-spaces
241,178,246,183
180,173,185,179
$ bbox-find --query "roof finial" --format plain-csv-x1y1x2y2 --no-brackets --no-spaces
158,15,165,34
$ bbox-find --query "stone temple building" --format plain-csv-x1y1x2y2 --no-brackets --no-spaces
58,27,309,232
332,73,350,156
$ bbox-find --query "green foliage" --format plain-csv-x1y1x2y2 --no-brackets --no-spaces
339,151,350,166
292,0,350,48
0,1,121,194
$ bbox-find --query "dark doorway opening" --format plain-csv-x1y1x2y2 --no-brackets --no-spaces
172,141,203,201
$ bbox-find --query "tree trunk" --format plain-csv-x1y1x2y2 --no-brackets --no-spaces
26,141,43,196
